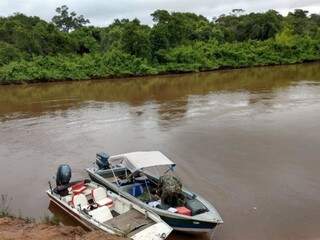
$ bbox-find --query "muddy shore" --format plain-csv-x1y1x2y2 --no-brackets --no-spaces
0,217,125,240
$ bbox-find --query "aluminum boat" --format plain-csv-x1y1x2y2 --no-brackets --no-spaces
47,165,172,240
86,151,223,233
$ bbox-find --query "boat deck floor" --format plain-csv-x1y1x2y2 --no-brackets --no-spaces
104,209,154,235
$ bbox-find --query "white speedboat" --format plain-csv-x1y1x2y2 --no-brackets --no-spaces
86,151,223,233
47,165,172,240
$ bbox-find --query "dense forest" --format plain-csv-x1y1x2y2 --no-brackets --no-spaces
0,6,319,83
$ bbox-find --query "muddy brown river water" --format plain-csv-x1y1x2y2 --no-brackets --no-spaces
1,63,320,240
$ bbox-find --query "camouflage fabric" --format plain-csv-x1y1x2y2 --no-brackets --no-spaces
158,175,185,207
138,191,160,202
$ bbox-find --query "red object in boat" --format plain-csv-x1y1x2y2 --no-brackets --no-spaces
176,206,191,216
71,181,86,194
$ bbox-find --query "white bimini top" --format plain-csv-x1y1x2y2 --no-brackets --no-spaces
108,151,175,173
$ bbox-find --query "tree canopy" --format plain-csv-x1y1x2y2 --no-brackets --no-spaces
0,6,319,83
52,5,90,32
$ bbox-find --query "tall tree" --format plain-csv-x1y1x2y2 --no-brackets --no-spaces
52,5,90,32
121,19,151,59
286,9,309,35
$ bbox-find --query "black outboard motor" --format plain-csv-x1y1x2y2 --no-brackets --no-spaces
96,152,110,170
56,164,72,186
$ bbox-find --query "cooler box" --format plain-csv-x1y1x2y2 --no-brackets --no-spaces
176,206,191,216
128,183,144,197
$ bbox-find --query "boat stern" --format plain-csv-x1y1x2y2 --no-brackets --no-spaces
131,222,173,240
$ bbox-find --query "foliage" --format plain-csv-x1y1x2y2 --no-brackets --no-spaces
1,36,319,84
0,6,319,83
0,194,12,217
0,42,22,66
52,5,90,32
216,10,283,42
42,215,60,225
0,50,158,83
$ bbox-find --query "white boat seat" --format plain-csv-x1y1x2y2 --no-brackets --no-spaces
72,193,89,210
89,206,113,223
92,187,113,207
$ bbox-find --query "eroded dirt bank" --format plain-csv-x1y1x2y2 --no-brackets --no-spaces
0,217,125,240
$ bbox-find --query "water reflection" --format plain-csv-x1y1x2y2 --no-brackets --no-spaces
1,63,320,121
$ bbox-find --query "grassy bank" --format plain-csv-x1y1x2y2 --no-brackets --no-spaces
0,36,319,84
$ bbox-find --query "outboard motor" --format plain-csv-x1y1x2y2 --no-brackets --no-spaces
96,152,110,170
56,164,71,186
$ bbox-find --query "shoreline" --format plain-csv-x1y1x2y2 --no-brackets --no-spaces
1,59,319,86
0,216,125,240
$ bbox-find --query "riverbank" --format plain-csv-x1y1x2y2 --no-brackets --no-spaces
0,217,125,240
0,36,319,85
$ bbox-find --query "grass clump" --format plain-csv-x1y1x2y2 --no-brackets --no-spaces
0,194,12,217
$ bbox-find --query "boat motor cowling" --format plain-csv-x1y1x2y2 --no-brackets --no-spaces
96,152,110,170
56,164,71,186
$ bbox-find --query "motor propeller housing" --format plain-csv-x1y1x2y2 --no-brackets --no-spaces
56,164,71,186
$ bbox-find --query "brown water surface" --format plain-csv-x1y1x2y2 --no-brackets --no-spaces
1,63,320,240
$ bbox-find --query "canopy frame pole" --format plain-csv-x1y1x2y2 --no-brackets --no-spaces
142,173,152,201
163,165,174,175
110,166,120,188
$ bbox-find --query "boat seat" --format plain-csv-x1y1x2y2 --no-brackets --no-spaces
89,206,113,223
92,187,113,207
72,193,89,210
71,181,86,194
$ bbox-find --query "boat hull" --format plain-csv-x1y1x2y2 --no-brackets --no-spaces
160,215,217,232
47,192,96,231
87,169,221,233
47,188,173,239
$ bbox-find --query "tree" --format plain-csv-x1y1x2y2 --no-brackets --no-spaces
215,10,283,42
231,9,245,17
0,42,22,65
151,10,211,49
151,10,171,24
52,5,90,32
310,13,320,25
286,9,309,35
121,19,151,59
70,27,100,54
100,25,123,52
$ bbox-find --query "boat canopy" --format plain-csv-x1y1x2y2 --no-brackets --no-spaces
108,151,176,173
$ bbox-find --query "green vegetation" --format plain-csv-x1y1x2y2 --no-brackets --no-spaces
42,214,60,225
0,7,319,83
0,193,41,224
0,194,11,217
0,194,31,222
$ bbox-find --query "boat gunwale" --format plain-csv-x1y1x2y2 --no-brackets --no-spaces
86,167,223,224
46,182,172,238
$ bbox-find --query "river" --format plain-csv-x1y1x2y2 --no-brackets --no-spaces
1,62,320,240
